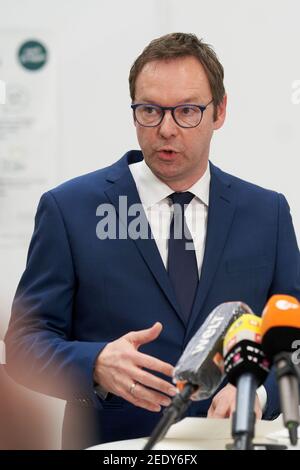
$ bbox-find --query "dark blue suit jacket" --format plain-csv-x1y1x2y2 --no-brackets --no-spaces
5,150,300,448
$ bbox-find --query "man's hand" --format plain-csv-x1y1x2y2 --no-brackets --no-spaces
93,322,177,412
207,383,263,419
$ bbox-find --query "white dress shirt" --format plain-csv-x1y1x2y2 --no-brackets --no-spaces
129,158,267,412
129,159,210,276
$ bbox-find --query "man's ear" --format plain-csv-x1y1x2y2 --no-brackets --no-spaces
213,94,227,130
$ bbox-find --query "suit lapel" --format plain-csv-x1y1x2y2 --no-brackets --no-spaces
187,162,237,335
104,152,184,323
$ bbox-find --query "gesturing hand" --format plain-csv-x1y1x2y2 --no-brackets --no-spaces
207,383,263,419
93,322,177,412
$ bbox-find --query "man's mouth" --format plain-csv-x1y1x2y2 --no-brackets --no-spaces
157,149,178,159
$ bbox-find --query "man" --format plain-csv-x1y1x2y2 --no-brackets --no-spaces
5,33,300,449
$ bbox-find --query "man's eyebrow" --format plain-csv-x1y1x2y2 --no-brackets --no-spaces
133,98,157,104
177,97,202,104
134,97,202,105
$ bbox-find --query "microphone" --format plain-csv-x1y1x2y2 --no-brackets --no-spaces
261,294,300,446
173,301,253,398
223,314,270,450
143,301,252,450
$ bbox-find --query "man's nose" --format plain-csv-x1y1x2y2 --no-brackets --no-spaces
158,110,179,138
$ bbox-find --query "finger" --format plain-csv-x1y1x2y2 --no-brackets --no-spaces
209,401,230,418
112,377,163,413
134,351,174,377
131,367,177,397
123,389,162,412
210,408,229,419
130,382,173,408
125,322,163,348
122,381,165,412
113,375,168,412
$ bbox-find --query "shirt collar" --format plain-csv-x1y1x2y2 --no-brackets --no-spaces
129,158,210,209
186,164,210,207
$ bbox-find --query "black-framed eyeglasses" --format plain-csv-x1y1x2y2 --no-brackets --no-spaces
131,99,213,128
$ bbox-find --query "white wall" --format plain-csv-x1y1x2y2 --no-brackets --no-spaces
167,0,300,219
0,0,299,448
0,0,169,334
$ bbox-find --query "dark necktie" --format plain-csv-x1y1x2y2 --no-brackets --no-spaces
167,192,199,323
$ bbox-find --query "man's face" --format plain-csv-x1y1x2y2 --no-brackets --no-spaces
133,56,227,190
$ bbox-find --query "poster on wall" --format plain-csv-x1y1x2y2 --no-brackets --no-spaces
0,32,58,249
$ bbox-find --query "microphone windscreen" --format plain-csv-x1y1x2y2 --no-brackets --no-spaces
223,314,270,386
174,301,252,399
261,295,300,361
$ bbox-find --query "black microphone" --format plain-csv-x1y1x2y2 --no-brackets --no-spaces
143,301,252,450
261,294,300,446
223,314,270,450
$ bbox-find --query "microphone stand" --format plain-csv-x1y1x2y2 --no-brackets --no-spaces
275,352,300,446
228,374,288,451
143,383,197,450
231,373,257,450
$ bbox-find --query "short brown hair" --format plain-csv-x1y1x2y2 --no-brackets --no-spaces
129,32,225,120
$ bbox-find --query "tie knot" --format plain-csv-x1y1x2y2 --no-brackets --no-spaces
169,191,194,209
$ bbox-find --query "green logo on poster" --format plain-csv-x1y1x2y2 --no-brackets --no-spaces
18,40,48,71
